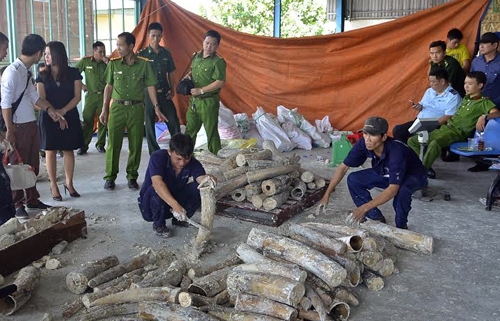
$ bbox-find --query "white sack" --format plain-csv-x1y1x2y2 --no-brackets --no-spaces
315,115,333,133
218,103,242,139
276,105,304,126
281,121,312,150
300,119,331,148
253,107,295,152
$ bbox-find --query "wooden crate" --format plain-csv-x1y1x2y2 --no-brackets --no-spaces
216,185,327,227
0,210,87,276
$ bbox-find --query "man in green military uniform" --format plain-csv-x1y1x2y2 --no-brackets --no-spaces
408,71,498,179
137,22,180,155
429,40,466,97
75,41,108,155
184,30,226,155
99,32,167,191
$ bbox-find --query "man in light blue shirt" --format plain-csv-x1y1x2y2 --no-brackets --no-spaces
393,67,461,143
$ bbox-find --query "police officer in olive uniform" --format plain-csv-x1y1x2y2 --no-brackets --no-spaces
408,71,499,179
138,22,180,155
185,30,226,155
99,32,166,191
75,41,108,155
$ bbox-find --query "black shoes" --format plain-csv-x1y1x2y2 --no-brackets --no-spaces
127,179,139,190
172,218,190,227
153,224,171,238
104,180,116,190
77,148,87,155
15,207,29,218
372,215,387,224
78,147,105,154
26,201,51,210
427,168,436,179
104,180,138,190
441,152,460,162
362,215,386,224
468,163,490,172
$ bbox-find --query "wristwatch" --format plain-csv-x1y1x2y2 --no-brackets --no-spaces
484,114,489,121
200,88,204,95
154,103,160,108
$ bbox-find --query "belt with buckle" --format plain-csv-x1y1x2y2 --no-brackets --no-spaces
89,91,103,95
157,89,163,93
114,100,142,106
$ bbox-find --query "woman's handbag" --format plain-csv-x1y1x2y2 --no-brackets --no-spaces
176,53,196,95
2,148,37,191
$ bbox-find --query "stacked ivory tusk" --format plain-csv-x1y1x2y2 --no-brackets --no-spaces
58,220,432,320
55,145,434,320
196,141,328,209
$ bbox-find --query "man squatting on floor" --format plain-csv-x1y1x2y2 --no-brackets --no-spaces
138,133,216,238
318,117,428,229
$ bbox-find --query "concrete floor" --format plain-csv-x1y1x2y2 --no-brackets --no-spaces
1,137,499,321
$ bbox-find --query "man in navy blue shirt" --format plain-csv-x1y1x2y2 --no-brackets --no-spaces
318,117,428,229
138,133,216,237
468,32,500,172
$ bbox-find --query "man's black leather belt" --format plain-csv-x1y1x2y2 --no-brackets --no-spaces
157,89,163,93
89,91,103,95
114,100,142,105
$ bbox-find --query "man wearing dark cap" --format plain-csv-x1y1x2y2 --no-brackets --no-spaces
318,117,428,229
468,32,500,172
471,32,500,106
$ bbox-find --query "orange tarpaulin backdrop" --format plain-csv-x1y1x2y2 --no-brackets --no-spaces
130,0,488,132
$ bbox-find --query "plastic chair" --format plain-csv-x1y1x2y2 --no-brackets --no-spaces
483,118,500,150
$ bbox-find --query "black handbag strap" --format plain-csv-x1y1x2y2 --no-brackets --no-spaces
179,52,198,78
11,71,31,116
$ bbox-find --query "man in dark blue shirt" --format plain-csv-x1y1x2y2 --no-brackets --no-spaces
471,32,500,108
138,133,216,237
318,117,428,229
468,32,500,172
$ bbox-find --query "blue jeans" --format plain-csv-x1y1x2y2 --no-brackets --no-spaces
347,168,427,228
138,182,201,228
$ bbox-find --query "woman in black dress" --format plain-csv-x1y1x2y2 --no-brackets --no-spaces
37,41,84,201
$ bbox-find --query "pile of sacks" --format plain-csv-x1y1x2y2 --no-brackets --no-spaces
219,104,333,152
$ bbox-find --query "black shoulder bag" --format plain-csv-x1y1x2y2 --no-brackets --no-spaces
0,72,31,132
176,53,197,95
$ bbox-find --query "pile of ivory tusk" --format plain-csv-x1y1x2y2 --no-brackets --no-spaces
58,219,432,321
195,141,326,207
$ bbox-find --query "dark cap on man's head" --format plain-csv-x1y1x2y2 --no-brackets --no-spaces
361,116,389,136
476,32,499,44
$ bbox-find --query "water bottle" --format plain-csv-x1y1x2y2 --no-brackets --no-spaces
478,132,485,151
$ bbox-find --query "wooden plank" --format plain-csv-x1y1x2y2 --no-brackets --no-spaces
0,211,87,276
217,184,327,227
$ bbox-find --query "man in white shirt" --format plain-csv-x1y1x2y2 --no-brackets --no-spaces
392,67,462,143
1,34,65,218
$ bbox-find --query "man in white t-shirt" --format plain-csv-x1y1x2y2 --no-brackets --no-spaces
1,34,65,218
